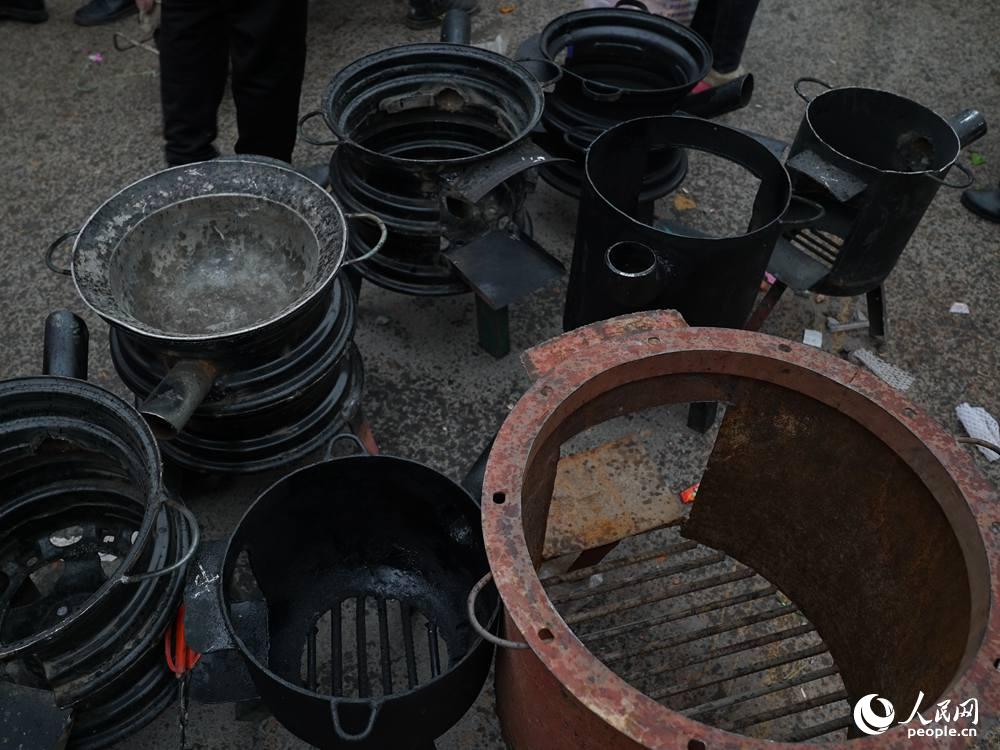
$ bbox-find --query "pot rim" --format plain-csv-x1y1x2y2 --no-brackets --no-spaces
803,85,962,177
585,115,793,243
70,159,348,345
537,7,713,97
320,43,545,169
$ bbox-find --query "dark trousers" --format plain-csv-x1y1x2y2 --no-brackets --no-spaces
691,0,761,74
159,0,308,166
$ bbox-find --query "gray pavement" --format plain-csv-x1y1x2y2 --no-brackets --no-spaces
1,0,998,748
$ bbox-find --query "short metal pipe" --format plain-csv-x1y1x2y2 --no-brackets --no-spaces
441,8,471,45
948,109,987,148
42,310,89,380
678,73,755,118
605,241,662,308
139,360,218,440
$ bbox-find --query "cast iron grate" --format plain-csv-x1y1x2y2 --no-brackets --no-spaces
789,228,845,270
298,597,453,698
543,525,853,742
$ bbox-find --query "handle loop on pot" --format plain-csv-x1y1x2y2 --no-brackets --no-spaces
957,436,1000,459
324,432,369,460
615,0,650,10
926,161,975,189
581,78,624,103
781,194,827,228
793,77,833,103
343,213,389,267
45,230,79,276
297,110,341,147
120,498,200,584
329,700,380,742
467,572,530,650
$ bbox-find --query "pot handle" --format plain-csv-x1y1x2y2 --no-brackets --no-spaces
793,77,833,103
324,432,369,459
45,230,79,276
780,194,827,228
342,213,389,267
330,700,381,742
615,0,650,10
297,110,342,148
957,436,1000,461
926,161,975,189
467,572,530,650
581,78,624,103
120,498,201,584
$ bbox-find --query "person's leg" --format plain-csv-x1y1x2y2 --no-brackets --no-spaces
0,0,47,23
405,0,479,30
689,0,719,50
702,0,760,74
159,0,228,166
227,0,308,163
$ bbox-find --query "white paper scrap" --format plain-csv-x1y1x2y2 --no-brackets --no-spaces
950,302,971,314
956,403,1000,461
802,329,823,348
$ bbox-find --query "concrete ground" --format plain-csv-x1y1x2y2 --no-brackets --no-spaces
1,0,998,748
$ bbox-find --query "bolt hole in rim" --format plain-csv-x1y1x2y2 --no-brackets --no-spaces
482,316,997,748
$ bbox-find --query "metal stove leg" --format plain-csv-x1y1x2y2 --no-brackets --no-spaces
476,296,510,359
866,285,887,341
744,279,787,332
687,401,719,434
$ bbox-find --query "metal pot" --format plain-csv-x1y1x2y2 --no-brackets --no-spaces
780,78,987,297
45,157,384,441
564,115,817,332
0,311,198,749
216,447,498,749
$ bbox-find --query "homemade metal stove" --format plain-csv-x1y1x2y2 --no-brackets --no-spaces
750,79,987,339
48,157,379,474
299,19,565,358
477,312,998,750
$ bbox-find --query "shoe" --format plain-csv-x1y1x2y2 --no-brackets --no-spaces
405,0,480,30
961,185,1000,224
0,0,47,23
73,0,137,26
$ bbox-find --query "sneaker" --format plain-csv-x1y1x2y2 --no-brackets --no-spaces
405,0,480,30
0,0,47,23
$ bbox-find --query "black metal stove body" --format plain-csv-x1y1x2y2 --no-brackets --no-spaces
564,115,795,332
762,79,987,338
109,277,364,474
183,446,498,750
0,313,196,750
516,3,753,200
304,42,558,297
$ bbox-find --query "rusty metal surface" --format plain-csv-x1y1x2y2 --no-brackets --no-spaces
481,311,998,750
544,434,684,560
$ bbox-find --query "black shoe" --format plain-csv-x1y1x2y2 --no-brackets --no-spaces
961,185,1000,224
73,0,137,26
0,0,47,23
405,0,480,30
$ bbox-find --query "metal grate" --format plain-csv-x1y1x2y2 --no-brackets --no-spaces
789,228,845,269
299,597,451,699
543,526,853,742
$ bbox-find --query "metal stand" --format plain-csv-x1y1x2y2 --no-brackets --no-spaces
476,297,511,359
865,285,887,341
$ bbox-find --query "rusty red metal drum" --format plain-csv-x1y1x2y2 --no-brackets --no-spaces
481,312,998,749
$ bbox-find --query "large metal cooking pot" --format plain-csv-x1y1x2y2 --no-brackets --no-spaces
45,158,385,439
218,447,497,749
782,78,987,297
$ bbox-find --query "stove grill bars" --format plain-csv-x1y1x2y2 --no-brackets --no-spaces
297,598,453,699
543,525,853,742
